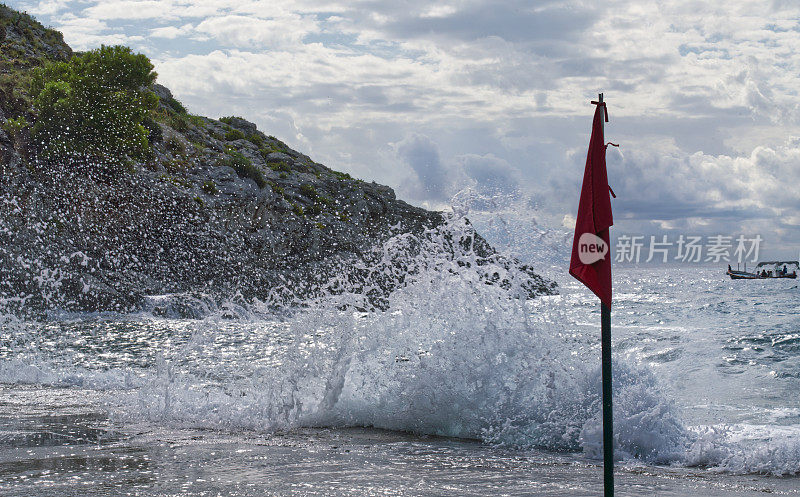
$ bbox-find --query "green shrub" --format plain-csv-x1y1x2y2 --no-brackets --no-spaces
163,158,188,172
190,139,206,154
159,173,191,188
332,170,352,181
262,137,290,154
164,134,185,154
202,180,217,195
246,133,264,147
299,183,317,199
29,44,158,163
141,116,162,143
186,114,205,126
220,150,266,188
164,95,186,114
219,116,243,125
291,202,304,216
1,115,29,136
168,113,189,132
306,204,322,216
42,28,64,46
0,70,33,116
224,128,245,141
271,143,289,154
267,160,292,173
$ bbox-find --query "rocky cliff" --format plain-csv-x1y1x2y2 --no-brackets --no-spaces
0,5,556,315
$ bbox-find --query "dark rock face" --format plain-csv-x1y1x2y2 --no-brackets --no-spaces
224,116,258,136
0,147,555,314
0,160,431,312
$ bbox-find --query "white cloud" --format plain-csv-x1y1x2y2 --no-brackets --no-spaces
83,1,172,20
457,153,521,196
26,0,70,16
51,13,143,50
150,23,194,39
194,14,318,48
596,137,800,230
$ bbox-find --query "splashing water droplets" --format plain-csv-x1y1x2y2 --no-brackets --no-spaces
2,204,800,476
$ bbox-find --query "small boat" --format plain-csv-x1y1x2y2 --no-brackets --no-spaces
727,269,761,279
727,261,798,279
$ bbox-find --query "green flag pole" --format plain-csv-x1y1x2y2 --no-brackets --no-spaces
601,301,613,496
598,92,614,497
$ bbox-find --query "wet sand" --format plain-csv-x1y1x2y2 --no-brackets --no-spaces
1,385,798,497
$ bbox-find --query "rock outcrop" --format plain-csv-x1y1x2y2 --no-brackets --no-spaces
0,6,556,315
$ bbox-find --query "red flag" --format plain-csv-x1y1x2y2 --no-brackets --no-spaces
569,101,613,307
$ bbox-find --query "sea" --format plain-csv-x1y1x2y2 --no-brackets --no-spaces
1,211,799,496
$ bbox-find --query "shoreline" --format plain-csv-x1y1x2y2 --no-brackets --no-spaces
1,384,798,497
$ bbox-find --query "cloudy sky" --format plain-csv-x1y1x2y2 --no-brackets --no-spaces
15,0,800,261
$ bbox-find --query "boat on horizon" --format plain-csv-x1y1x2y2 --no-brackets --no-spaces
727,260,798,280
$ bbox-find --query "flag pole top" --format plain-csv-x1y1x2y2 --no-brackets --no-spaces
591,93,609,122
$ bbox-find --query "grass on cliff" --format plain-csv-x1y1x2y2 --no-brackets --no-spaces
0,4,71,117
0,4,69,66
220,150,267,188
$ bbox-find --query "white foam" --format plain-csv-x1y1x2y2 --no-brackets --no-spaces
0,358,145,390
3,207,800,477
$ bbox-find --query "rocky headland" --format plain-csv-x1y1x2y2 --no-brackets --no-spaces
0,5,556,315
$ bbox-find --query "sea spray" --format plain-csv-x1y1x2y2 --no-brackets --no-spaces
108,210,687,460
579,361,688,463
3,209,800,476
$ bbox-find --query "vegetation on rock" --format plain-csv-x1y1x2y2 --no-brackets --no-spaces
220,149,267,188
224,128,245,141
202,179,218,195
29,45,157,163
1,4,71,118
